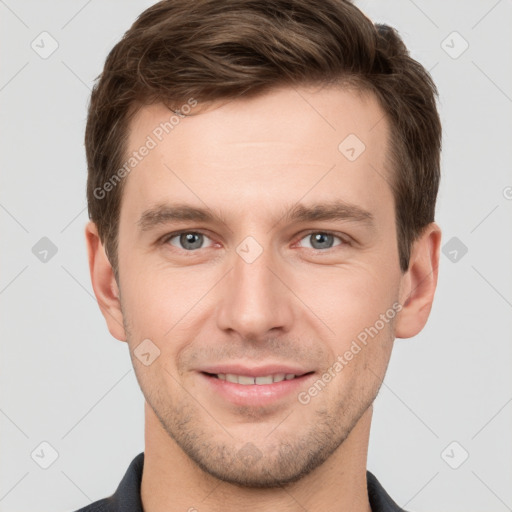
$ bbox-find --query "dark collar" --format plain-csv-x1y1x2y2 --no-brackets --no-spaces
74,452,407,512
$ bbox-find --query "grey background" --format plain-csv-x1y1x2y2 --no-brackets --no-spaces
1,1,511,511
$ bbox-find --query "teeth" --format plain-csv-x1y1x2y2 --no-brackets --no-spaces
255,375,273,385
218,373,297,385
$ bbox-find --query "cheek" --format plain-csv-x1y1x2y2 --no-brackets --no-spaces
292,262,399,340
120,259,217,337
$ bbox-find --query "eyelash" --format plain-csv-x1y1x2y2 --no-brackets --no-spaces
160,230,350,253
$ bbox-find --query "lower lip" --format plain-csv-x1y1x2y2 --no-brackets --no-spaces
199,372,315,407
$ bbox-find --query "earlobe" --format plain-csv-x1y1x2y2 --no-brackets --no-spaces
395,222,442,339
85,221,127,342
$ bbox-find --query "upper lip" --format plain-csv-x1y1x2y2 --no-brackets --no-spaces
200,363,313,377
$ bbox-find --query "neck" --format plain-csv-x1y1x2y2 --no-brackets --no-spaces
141,402,373,512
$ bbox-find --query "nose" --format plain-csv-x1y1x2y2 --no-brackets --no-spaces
216,242,295,341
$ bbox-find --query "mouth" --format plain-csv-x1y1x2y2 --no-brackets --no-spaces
199,370,316,407
201,371,313,385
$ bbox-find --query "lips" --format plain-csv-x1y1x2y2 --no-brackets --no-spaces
199,363,312,379
198,364,315,407
215,373,297,385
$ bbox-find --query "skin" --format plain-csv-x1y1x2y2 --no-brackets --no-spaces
86,84,441,512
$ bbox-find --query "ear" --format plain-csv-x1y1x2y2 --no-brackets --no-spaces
395,222,442,339
85,221,127,342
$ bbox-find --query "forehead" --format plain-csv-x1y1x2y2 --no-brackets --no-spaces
121,84,393,225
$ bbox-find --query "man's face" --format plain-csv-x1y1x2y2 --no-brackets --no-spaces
116,85,403,486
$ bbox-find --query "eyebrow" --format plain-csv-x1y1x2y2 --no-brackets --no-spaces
137,200,375,232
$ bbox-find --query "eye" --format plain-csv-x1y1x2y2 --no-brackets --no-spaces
164,231,215,251
297,232,345,250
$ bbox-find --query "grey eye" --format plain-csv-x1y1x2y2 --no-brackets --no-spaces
169,232,207,250
300,232,342,250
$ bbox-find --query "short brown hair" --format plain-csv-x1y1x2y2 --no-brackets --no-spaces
85,0,441,279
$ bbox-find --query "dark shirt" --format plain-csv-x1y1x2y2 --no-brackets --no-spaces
73,452,407,512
